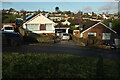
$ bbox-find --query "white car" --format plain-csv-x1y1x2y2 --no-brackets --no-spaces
1,25,14,32
61,33,70,40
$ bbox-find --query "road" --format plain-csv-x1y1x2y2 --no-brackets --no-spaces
2,40,120,61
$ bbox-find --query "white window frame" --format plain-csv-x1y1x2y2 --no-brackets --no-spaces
27,24,40,31
102,33,111,40
45,24,53,31
88,32,96,36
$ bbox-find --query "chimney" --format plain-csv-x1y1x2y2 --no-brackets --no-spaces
109,21,112,28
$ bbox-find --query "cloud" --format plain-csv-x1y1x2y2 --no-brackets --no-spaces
99,2,118,10
98,2,118,14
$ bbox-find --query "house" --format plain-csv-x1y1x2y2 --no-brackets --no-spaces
80,21,117,41
23,14,55,34
48,16,65,21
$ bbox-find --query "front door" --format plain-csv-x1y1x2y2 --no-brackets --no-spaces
40,24,46,30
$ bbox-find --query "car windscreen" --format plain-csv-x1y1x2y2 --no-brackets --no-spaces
4,27,13,30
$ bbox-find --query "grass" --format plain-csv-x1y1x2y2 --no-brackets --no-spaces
2,53,120,79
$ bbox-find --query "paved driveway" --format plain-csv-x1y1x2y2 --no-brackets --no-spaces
2,40,120,61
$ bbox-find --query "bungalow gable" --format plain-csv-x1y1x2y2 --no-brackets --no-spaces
23,14,55,34
80,22,117,41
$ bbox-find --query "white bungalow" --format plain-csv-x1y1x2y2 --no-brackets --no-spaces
23,14,55,34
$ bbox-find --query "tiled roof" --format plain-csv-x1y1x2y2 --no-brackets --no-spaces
80,21,98,32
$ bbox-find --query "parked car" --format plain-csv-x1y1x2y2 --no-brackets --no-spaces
0,31,23,46
60,33,70,40
102,41,116,49
1,25,14,32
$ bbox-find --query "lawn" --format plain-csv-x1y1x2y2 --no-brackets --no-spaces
2,53,120,79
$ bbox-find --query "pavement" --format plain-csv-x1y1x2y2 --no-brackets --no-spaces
2,40,120,61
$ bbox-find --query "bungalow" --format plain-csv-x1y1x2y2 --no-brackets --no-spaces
80,21,117,41
23,14,55,34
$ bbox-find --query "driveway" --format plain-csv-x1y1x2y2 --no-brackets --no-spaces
2,40,120,61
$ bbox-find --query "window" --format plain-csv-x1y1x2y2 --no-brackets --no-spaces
102,33,111,40
46,24,53,31
88,32,96,36
27,24,39,31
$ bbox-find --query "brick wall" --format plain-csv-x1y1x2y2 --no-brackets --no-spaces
82,24,116,41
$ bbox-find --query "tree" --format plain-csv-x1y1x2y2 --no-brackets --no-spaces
112,19,120,34
2,14,21,23
103,19,120,34
9,8,16,12
63,11,72,15
55,7,60,13
20,9,26,21
77,10,83,15
70,26,76,30
92,12,96,16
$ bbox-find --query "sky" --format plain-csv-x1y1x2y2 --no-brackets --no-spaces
2,2,119,14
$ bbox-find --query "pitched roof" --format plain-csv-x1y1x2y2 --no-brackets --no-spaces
81,22,117,33
80,21,98,32
24,14,55,24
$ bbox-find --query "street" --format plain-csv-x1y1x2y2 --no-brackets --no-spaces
2,40,120,61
